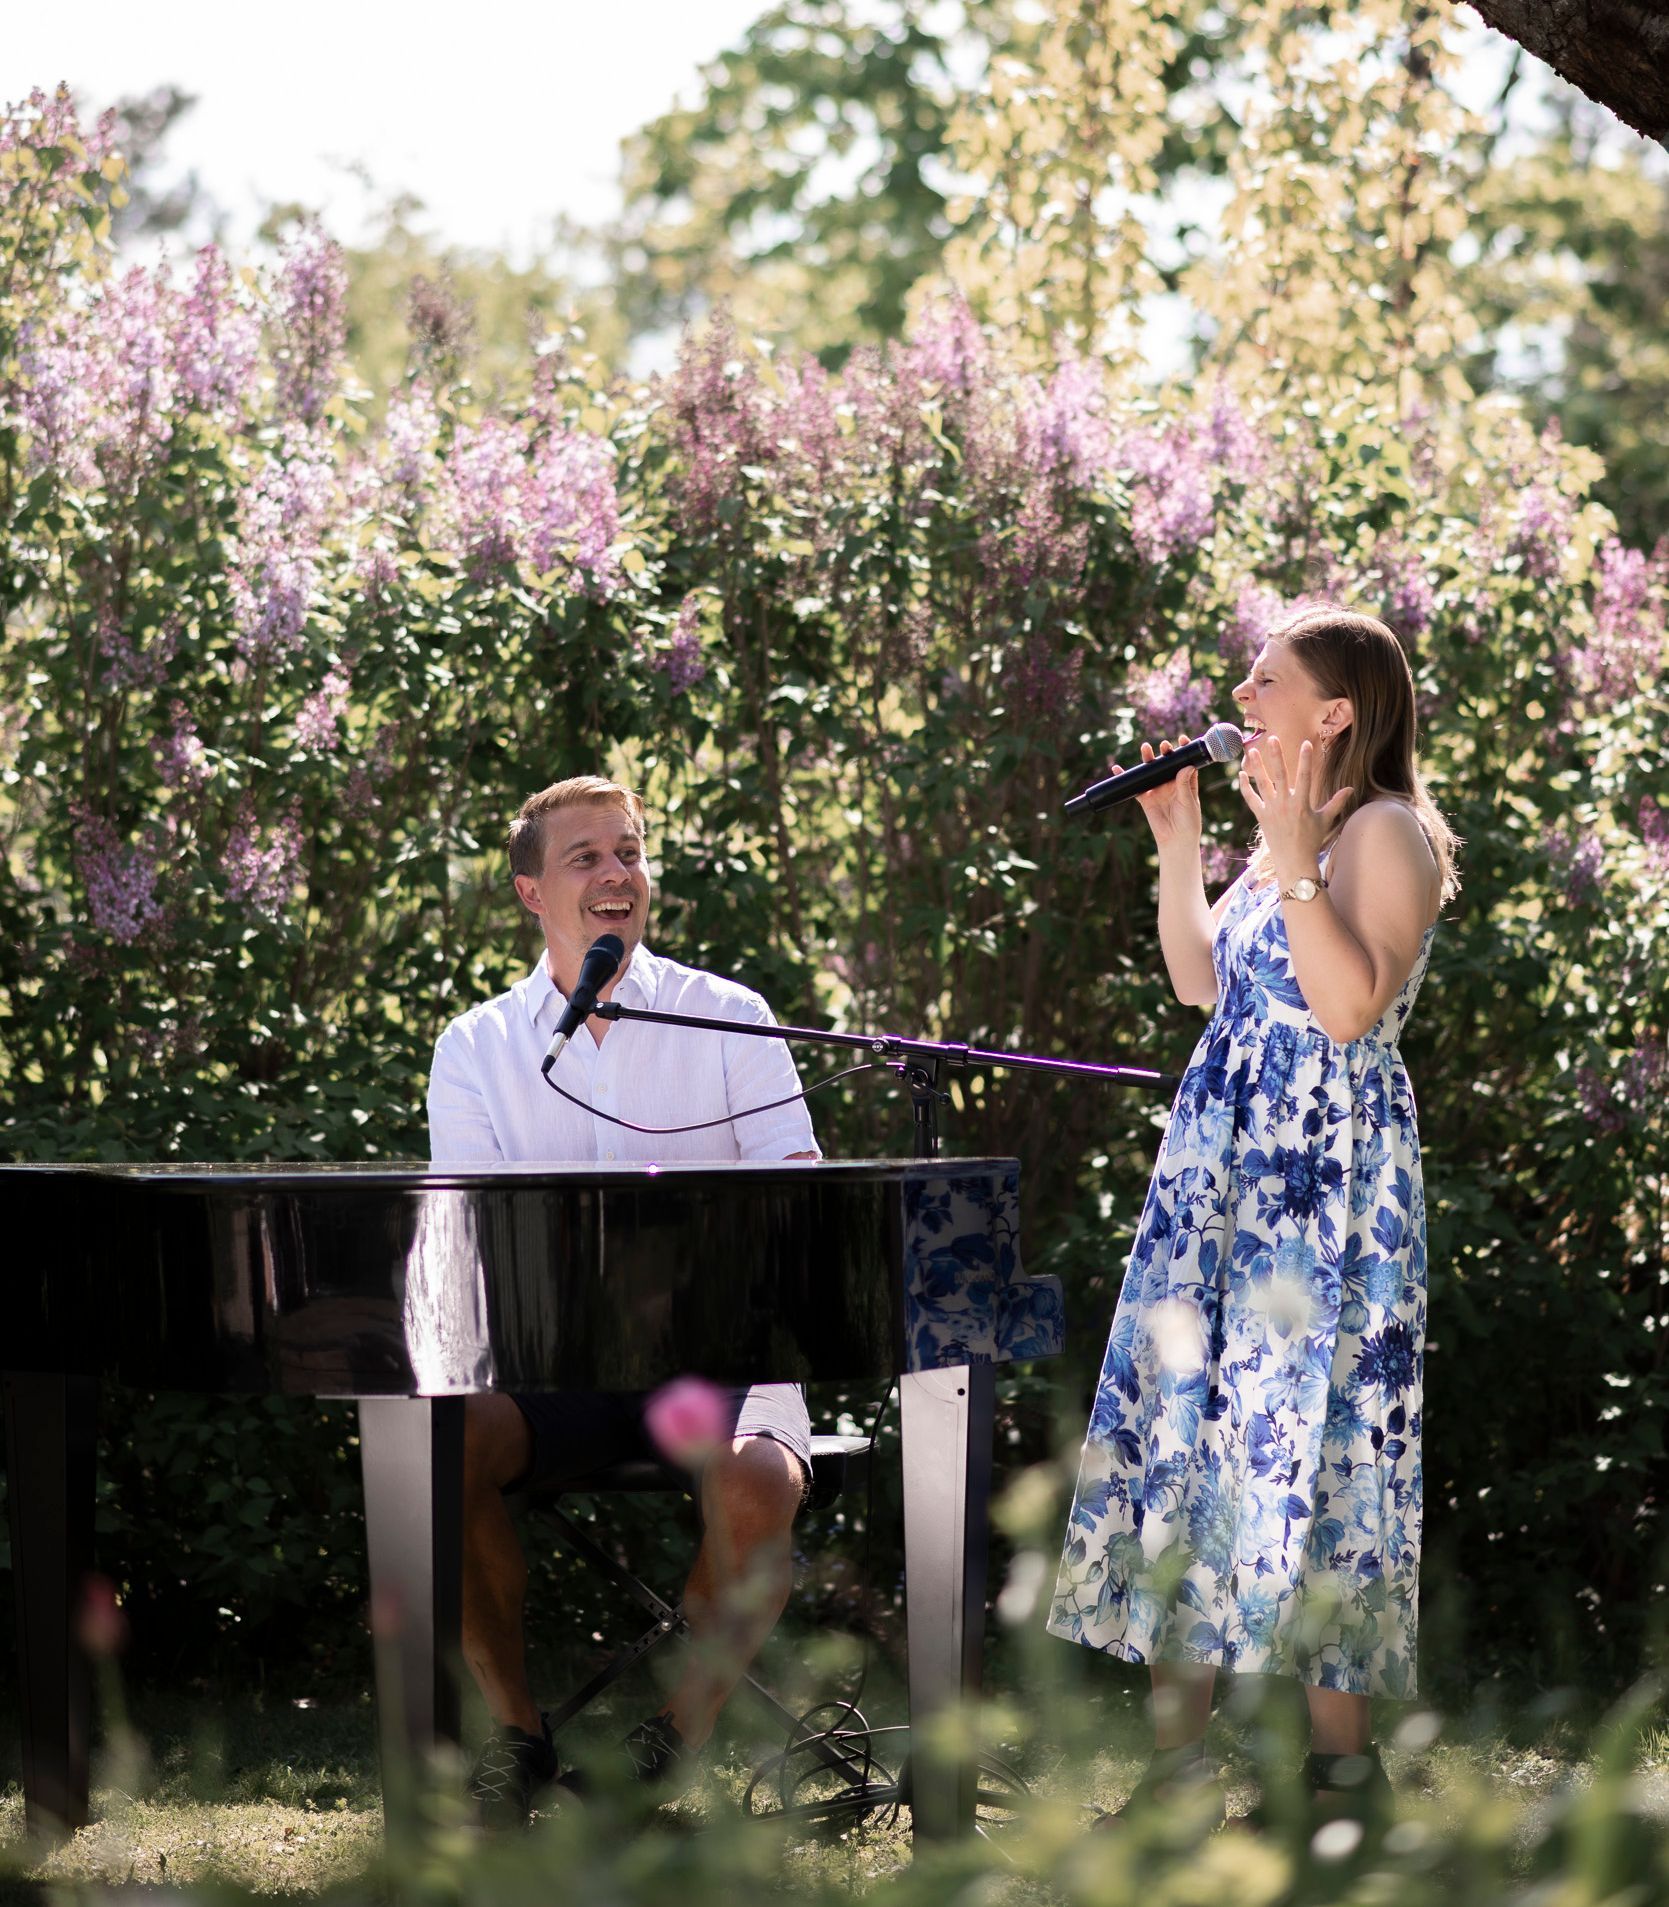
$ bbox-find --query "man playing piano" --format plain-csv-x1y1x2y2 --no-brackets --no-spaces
427,775,820,1825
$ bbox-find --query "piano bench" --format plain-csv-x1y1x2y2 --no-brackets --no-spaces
525,1432,874,1740
566,1432,871,1513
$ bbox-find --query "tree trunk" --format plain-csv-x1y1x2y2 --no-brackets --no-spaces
1459,0,1669,146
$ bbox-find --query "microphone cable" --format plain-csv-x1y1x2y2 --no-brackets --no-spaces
538,1059,887,1134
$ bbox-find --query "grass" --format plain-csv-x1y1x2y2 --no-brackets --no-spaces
2,1663,1667,1902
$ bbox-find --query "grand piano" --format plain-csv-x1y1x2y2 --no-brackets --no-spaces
2,1158,1063,1842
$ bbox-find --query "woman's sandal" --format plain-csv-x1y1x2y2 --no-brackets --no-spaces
1091,1740,1228,1832
1305,1746,1394,1840
1241,1746,1394,1843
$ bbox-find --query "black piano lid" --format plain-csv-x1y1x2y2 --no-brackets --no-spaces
2,1157,1060,1395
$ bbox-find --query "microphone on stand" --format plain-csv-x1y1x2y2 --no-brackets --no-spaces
541,934,626,1075
1064,722,1245,818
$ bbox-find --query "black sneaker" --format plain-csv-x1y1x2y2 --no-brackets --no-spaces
468,1714,559,1829
623,1713,696,1793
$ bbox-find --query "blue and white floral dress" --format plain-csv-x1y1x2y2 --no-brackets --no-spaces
1048,847,1434,1698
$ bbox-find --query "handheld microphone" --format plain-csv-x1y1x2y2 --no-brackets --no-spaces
1064,722,1245,818
540,934,626,1074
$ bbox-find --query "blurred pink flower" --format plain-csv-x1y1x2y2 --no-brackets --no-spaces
77,1574,129,1659
644,1376,731,1467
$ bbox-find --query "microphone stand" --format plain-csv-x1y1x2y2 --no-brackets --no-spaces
587,995,1178,1835
587,1001,1178,1158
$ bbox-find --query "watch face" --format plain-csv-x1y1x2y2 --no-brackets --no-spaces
1288,878,1318,901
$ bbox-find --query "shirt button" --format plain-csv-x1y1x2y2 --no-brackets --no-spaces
597,1082,608,1095
606,1149,616,1160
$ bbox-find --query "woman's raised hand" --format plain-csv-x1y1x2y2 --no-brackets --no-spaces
1236,734,1352,882
1119,734,1202,852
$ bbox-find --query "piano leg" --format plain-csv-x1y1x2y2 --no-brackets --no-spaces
357,1396,464,1829
899,1361,995,1840
2,1371,97,1844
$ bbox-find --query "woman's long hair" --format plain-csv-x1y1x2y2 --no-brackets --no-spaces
1247,605,1462,905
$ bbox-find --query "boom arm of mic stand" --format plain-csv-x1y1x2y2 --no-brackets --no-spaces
589,1000,1182,1126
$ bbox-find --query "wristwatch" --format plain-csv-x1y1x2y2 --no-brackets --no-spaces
1281,872,1329,902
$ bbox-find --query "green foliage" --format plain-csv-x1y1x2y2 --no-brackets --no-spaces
1466,136,1669,549
610,0,972,359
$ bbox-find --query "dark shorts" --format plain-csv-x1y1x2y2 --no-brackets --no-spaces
508,1382,812,1496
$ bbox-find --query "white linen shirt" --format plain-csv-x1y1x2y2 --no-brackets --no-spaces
427,943,819,1165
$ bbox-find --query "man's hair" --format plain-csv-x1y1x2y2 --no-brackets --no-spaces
507,777,646,881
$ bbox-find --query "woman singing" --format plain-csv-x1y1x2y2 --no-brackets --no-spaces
1049,606,1460,1831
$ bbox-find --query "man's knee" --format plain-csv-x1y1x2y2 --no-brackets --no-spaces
464,1394,533,1495
704,1436,807,1541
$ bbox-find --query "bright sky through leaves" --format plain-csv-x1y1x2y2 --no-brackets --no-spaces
1,0,773,260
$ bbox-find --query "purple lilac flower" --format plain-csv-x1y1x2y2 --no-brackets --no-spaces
230,539,317,660
356,545,399,604
17,316,100,486
228,436,335,658
1201,840,1243,885
295,665,351,751
1118,426,1215,565
407,273,474,374
1639,799,1669,877
223,808,304,918
1583,540,1665,699
1202,383,1266,484
273,227,347,425
525,427,621,591
1574,1067,1623,1135
158,704,212,789
656,596,707,691
1125,650,1214,738
442,416,528,576
663,310,766,533
1224,585,1286,669
1022,354,1112,487
991,482,1088,593
1541,823,1605,904
1621,1035,1667,1103
901,289,985,396
77,814,163,944
19,266,179,490
97,610,176,692
1,85,115,163
383,384,441,488
343,726,398,817
1370,536,1436,638
171,245,261,417
1008,633,1084,722
1509,484,1574,582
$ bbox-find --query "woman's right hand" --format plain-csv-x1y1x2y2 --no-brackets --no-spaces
1119,734,1203,852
